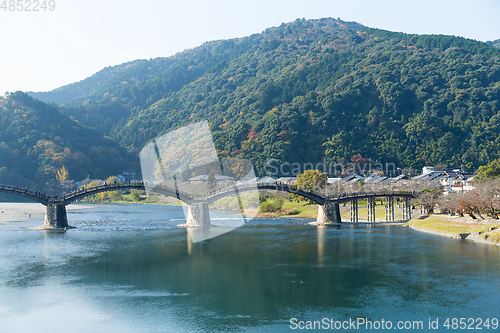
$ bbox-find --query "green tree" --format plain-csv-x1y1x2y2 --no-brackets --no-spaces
207,170,216,190
295,169,327,191
130,190,141,201
291,170,327,202
475,159,500,182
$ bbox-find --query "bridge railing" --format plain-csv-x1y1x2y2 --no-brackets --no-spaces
63,181,146,200
202,181,416,200
147,183,193,201
250,182,415,200
0,184,51,201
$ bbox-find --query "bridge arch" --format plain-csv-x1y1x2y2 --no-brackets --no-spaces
63,183,148,204
0,185,49,205
205,183,325,205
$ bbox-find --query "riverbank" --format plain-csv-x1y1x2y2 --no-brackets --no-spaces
406,214,500,246
0,202,95,222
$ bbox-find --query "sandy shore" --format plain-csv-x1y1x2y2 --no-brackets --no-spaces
0,202,95,223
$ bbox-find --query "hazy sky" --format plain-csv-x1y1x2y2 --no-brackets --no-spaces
1,0,499,94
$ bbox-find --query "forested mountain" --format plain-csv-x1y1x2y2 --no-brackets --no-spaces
0,92,134,192
28,42,269,107
487,38,500,48
27,59,168,105
29,18,500,176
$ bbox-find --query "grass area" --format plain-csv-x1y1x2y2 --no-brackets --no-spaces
281,200,317,218
258,200,408,220
406,214,500,243
486,229,500,243
407,217,488,234
356,207,390,220
338,202,406,221
283,200,406,220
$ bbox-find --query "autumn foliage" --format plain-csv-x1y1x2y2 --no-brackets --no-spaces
438,179,500,219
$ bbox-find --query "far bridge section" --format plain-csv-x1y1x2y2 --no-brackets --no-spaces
202,182,415,225
325,191,415,223
256,183,415,224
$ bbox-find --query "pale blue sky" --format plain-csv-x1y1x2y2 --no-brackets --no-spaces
1,0,499,94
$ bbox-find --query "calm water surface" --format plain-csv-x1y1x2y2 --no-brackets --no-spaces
0,203,500,332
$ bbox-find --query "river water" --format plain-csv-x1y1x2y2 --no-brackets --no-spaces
0,203,500,332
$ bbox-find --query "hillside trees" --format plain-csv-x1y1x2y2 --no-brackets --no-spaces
22,18,500,177
475,158,500,181
0,92,134,193
289,169,328,202
438,179,500,219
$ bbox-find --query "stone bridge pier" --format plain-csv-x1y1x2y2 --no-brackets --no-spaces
182,201,211,228
44,203,69,229
313,201,341,225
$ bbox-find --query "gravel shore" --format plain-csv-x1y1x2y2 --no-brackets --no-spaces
0,202,94,222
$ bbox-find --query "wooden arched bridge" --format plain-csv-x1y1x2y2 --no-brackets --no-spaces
0,182,415,229
0,182,147,229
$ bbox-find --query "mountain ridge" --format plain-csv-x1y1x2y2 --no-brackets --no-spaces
21,18,500,177
487,38,500,48
28,18,365,106
0,92,135,193
28,20,498,106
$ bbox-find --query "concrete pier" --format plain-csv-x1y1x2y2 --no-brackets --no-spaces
43,203,68,229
